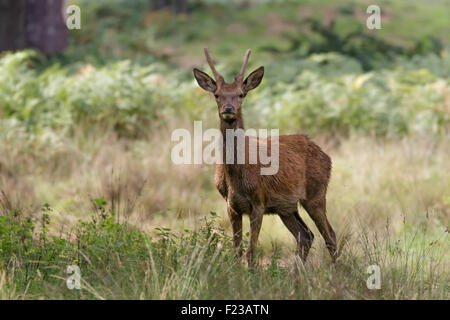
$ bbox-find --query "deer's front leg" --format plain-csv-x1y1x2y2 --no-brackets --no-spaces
246,207,263,268
227,206,243,257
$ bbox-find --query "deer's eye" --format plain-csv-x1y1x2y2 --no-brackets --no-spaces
214,94,219,99
239,94,244,98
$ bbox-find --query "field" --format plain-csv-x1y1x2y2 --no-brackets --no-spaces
0,0,449,299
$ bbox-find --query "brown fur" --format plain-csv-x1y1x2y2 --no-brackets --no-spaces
194,49,337,267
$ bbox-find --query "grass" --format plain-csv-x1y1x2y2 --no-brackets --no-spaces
0,128,448,299
0,198,448,299
0,199,448,299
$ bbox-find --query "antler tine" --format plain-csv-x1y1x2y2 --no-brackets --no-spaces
238,49,251,78
204,48,223,81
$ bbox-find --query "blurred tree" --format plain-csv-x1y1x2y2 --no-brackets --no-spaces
0,0,27,51
25,0,68,54
0,0,68,54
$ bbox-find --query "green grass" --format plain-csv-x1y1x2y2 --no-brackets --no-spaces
0,200,448,299
0,132,448,299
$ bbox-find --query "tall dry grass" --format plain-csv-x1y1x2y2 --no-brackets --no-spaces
0,124,448,299
1,122,448,239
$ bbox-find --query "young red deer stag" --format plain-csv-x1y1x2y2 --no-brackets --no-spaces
193,48,337,267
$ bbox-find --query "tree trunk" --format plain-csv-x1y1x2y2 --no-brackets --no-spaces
25,0,68,54
0,0,68,54
0,0,27,51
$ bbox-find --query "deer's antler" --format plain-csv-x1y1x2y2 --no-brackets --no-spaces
235,49,251,82
204,48,224,84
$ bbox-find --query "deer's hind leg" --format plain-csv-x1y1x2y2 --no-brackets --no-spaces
300,195,337,262
279,209,314,262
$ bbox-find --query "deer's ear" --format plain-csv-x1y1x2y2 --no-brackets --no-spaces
193,68,217,92
243,66,264,92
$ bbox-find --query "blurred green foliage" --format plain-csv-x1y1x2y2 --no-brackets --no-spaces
0,0,449,137
1,49,448,137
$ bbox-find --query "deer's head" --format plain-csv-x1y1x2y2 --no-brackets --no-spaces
193,48,264,123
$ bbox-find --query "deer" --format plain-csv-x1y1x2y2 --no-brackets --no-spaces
193,48,337,267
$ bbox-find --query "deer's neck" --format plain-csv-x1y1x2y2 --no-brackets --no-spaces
220,117,244,133
220,117,245,175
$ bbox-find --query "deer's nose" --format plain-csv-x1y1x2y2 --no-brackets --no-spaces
224,105,234,113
